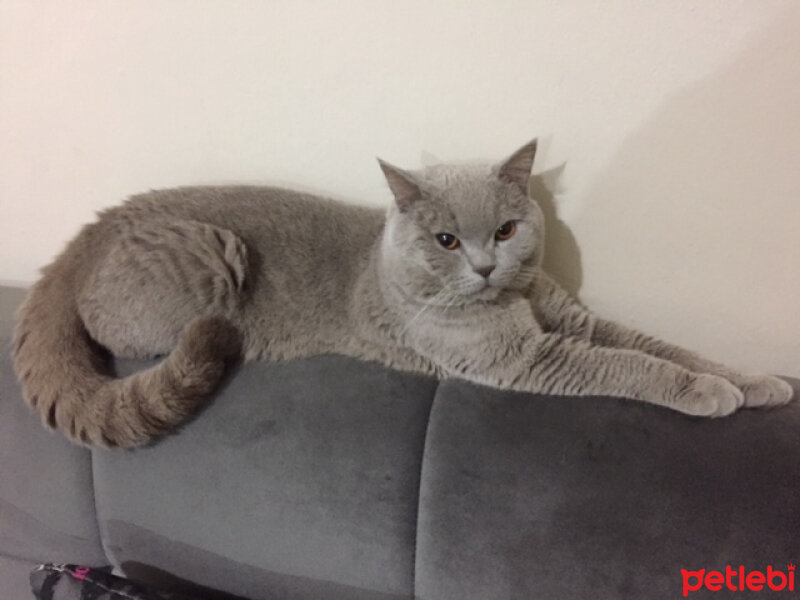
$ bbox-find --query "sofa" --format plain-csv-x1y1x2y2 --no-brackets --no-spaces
1,283,798,600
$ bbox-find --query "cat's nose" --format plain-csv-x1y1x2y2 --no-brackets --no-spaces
475,265,495,279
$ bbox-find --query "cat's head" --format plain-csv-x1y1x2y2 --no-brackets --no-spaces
379,140,543,304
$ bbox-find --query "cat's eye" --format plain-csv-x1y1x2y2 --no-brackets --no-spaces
435,233,460,250
495,221,517,241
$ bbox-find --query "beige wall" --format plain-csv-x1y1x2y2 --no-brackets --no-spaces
1,1,798,376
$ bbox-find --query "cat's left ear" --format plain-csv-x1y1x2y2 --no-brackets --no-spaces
496,139,538,191
378,159,422,213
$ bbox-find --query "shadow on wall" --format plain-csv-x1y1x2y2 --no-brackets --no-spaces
529,165,584,298
528,5,800,326
574,3,800,326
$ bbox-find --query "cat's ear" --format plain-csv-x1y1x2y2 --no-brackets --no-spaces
497,139,538,191
378,159,422,212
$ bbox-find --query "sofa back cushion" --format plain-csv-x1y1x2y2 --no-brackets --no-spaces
92,355,437,600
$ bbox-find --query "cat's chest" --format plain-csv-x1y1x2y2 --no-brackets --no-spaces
407,296,540,355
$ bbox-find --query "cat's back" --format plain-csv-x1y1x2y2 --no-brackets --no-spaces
109,184,386,293
111,185,385,249
83,185,387,355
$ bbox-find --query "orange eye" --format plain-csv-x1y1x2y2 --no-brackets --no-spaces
495,221,516,241
436,232,460,250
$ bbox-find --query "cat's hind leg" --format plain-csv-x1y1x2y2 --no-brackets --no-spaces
77,219,249,359
14,217,247,446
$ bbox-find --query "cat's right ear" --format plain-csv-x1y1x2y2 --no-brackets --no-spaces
378,159,421,213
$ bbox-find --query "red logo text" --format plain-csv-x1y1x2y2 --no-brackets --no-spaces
681,565,795,596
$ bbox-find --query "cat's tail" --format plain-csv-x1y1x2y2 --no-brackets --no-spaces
12,260,240,448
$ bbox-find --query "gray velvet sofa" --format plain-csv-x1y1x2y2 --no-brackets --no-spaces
2,283,798,600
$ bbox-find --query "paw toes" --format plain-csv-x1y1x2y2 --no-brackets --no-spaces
675,374,743,418
740,375,794,408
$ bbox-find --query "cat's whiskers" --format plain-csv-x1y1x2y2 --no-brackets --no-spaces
401,287,447,333
515,265,539,284
441,288,463,312
401,283,459,335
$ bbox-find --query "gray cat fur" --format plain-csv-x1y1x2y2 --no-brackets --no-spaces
12,140,794,447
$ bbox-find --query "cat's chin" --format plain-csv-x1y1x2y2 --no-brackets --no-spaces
467,285,502,303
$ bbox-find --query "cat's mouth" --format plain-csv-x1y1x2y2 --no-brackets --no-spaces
467,282,501,301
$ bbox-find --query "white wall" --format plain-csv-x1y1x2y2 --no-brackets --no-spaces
1,1,798,376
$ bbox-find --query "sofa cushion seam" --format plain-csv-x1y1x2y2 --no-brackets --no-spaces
410,378,440,599
89,450,117,567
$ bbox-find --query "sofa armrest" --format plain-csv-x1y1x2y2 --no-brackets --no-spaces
0,287,108,600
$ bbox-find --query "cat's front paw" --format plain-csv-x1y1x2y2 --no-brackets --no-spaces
737,375,794,408
673,374,744,418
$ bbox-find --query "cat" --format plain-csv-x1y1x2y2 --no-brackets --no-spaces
12,140,794,447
